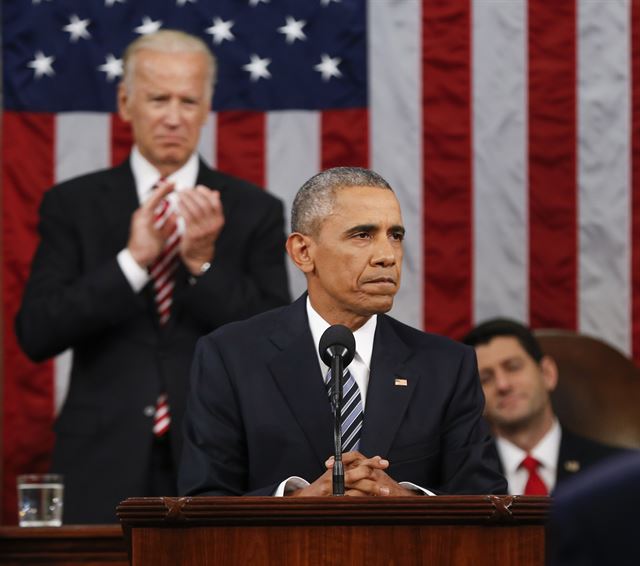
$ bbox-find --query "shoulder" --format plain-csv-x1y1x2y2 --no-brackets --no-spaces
44,164,127,201
198,163,283,207
560,427,627,459
381,315,475,359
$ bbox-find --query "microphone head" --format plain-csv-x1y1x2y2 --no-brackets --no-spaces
319,324,356,367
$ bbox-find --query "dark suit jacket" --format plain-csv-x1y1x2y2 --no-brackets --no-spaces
15,159,290,523
547,451,640,566
179,295,507,496
491,426,624,493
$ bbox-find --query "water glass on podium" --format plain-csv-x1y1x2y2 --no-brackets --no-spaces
17,474,64,527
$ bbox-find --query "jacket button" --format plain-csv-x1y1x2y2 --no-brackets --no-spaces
143,405,155,417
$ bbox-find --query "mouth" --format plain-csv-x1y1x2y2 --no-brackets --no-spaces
363,277,397,288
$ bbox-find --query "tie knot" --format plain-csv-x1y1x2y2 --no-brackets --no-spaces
520,454,541,473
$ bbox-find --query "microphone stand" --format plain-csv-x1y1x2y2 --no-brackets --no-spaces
331,353,345,496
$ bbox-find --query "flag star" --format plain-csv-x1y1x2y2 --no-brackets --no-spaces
134,16,162,35
205,17,235,45
98,54,123,81
278,16,306,44
177,0,196,4
28,51,55,78
249,0,269,5
314,54,342,81
63,15,91,42
105,0,125,5
243,54,271,81
320,0,341,5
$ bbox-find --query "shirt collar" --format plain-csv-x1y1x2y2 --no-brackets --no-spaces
130,146,200,204
496,418,561,475
305,296,377,373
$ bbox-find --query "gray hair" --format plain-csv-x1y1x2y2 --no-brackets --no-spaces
291,167,393,235
122,30,217,99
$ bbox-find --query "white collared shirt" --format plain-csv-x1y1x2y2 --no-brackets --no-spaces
306,296,376,409
495,419,561,495
116,147,200,291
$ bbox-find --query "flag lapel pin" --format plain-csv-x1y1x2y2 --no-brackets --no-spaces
394,377,408,387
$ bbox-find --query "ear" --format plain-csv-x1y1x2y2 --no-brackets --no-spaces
117,82,132,123
286,232,315,273
540,355,559,393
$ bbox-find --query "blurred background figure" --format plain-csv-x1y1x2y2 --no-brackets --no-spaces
15,30,290,523
463,318,623,495
547,451,640,566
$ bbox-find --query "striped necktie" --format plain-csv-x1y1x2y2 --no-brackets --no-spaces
148,184,181,326
325,366,364,452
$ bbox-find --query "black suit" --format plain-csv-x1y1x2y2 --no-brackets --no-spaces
179,295,507,496
16,158,290,523
548,451,640,566
491,426,624,493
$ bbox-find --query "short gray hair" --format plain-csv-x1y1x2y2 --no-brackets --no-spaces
291,167,393,235
122,30,216,99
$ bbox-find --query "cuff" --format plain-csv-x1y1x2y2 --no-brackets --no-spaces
117,248,150,293
399,481,436,496
273,476,310,497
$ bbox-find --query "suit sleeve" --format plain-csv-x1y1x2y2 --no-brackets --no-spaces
178,193,290,329
178,334,279,496
438,347,508,494
15,187,142,362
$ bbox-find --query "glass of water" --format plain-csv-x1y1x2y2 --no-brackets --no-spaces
17,474,64,527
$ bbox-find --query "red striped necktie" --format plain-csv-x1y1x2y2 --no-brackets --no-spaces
521,454,548,495
148,181,178,438
148,186,181,326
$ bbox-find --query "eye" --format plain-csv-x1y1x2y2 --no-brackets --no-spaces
353,232,371,239
390,231,404,241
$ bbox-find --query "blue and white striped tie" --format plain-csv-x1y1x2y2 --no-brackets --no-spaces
325,367,364,452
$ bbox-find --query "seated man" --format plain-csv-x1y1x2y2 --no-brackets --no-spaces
179,167,507,497
463,318,623,495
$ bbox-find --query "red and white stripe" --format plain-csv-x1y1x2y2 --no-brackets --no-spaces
4,0,640,522
152,393,171,437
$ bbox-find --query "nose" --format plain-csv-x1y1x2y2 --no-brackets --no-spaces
163,100,181,127
494,370,512,393
371,235,397,267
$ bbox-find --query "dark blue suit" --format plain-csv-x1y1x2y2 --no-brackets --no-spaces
548,451,640,566
179,295,507,496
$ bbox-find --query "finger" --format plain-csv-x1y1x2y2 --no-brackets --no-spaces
145,181,175,211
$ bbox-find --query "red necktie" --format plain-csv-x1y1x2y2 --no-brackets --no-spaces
148,186,181,326
521,454,548,495
153,393,170,437
148,181,178,437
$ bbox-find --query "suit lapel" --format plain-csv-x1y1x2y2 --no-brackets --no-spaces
267,296,335,467
359,317,418,457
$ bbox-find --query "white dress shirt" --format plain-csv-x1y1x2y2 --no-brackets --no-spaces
116,147,200,292
275,298,433,496
495,419,561,495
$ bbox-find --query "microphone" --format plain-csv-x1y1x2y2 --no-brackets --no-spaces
318,324,356,496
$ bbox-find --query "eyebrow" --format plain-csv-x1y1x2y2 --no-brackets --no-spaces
345,224,405,234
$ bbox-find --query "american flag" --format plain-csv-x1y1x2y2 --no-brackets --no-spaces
2,0,639,522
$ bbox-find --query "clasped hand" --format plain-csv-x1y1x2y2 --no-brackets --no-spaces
289,451,415,497
127,181,225,275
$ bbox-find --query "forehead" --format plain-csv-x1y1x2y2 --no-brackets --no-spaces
475,335,531,366
133,49,208,91
329,185,402,225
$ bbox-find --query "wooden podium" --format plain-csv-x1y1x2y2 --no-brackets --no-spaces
117,495,550,565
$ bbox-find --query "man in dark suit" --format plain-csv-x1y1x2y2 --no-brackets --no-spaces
462,319,622,495
179,167,506,497
15,30,290,523
547,451,640,566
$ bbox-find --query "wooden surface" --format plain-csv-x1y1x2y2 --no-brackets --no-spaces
118,495,550,566
536,329,640,448
0,525,128,566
